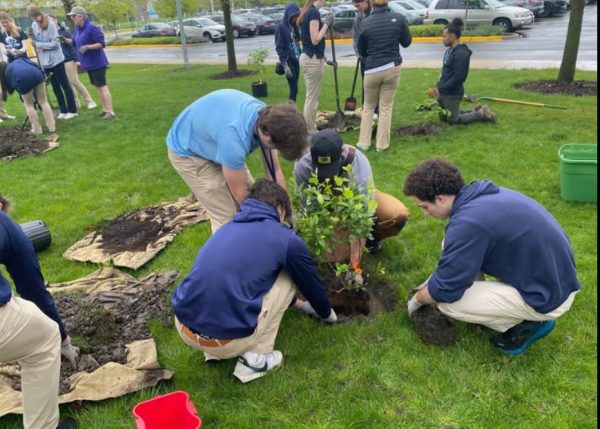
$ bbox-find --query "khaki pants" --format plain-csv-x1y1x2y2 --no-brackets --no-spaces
0,96,9,118
373,190,410,240
175,271,296,358
21,83,55,134
358,65,401,151
0,297,61,429
64,60,94,109
437,281,578,333
300,54,325,135
168,149,253,234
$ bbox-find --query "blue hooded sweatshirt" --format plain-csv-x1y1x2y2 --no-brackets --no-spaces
6,57,45,95
172,198,332,339
428,180,580,314
0,211,67,340
275,3,301,65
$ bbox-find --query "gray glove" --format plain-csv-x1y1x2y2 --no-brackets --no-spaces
295,299,317,317
283,62,293,79
325,14,334,28
61,337,80,369
79,45,89,54
322,308,338,323
407,296,423,318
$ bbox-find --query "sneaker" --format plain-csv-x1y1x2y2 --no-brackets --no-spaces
0,118,3,123
373,113,379,120
233,350,283,383
480,106,497,123
56,113,67,120
376,147,389,152
47,133,59,142
103,112,117,120
356,144,370,151
204,352,220,363
98,111,108,117
491,320,555,356
63,113,79,120
87,101,97,109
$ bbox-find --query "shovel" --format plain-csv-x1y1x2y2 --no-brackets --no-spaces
344,58,360,111
329,25,346,132
464,94,566,109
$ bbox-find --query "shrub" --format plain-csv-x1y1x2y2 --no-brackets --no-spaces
407,24,502,37
247,47,270,83
107,37,205,46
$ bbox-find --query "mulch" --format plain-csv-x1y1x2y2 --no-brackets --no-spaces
210,69,255,80
394,124,444,137
0,127,55,160
514,80,597,97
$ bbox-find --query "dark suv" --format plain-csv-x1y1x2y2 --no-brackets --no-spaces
539,0,568,16
206,14,256,38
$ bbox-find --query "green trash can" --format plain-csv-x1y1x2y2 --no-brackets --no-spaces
558,144,597,203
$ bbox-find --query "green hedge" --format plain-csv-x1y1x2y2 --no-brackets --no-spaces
408,24,503,37
108,36,206,46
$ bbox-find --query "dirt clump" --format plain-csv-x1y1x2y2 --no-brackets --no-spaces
0,126,54,160
408,290,458,346
394,124,443,137
514,80,597,97
211,69,254,80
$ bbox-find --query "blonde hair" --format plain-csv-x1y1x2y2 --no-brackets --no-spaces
298,0,316,25
371,0,388,5
0,12,21,38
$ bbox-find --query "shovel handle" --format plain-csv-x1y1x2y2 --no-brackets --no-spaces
350,58,360,97
329,25,343,113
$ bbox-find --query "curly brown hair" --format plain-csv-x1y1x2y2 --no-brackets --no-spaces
403,158,464,202
0,193,10,212
258,103,308,161
247,179,292,221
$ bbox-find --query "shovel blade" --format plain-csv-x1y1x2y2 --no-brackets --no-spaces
344,97,357,112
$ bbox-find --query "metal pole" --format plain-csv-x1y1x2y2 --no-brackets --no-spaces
176,0,190,67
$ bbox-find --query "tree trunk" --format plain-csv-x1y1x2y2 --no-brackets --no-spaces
558,0,585,82
222,0,238,73
62,0,75,32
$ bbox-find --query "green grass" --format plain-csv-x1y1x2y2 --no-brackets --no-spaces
0,64,596,428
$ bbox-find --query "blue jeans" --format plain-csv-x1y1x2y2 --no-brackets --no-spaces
285,59,300,102
44,61,77,114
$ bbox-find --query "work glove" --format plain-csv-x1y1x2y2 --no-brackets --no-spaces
325,14,334,28
326,59,337,67
283,62,294,79
79,45,90,54
61,337,80,369
322,308,338,323
407,296,423,318
295,299,318,317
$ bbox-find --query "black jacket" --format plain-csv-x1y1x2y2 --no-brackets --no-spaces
437,44,472,96
357,6,412,71
275,3,301,65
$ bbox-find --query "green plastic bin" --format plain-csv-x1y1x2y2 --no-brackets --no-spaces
558,144,597,203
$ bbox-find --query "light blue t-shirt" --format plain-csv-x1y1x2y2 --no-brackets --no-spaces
166,89,266,170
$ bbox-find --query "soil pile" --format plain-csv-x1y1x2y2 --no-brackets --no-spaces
394,124,443,137
514,80,597,96
211,70,254,80
408,290,459,346
0,127,54,159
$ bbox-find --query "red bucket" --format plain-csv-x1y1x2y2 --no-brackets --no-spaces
133,390,202,429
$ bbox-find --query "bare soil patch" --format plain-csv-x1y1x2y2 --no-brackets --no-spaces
514,80,597,97
394,124,443,137
0,127,55,160
408,290,459,346
210,69,254,80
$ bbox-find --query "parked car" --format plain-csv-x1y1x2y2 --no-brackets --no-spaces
497,0,544,16
391,0,427,20
389,1,425,24
424,0,534,32
539,0,568,16
206,14,256,38
270,11,285,25
131,22,177,38
179,17,226,42
242,14,277,34
319,7,334,20
413,0,434,5
331,8,358,33
260,6,286,15
331,4,357,13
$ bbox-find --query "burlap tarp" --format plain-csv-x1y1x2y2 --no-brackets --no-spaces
63,195,208,270
316,109,377,133
0,268,177,417
1,140,59,162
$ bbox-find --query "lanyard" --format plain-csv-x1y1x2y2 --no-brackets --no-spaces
260,143,277,182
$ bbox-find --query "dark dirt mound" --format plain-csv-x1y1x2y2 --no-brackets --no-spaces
394,124,443,137
514,80,597,96
318,265,397,320
408,290,458,346
0,127,53,159
98,206,179,253
210,69,255,80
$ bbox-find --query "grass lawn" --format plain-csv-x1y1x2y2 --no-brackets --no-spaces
0,64,596,429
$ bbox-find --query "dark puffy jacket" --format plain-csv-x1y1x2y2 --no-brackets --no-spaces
357,6,412,71
275,3,301,65
437,43,472,96
58,27,78,63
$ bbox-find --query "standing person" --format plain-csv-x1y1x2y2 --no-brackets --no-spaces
275,2,302,102
351,0,376,114
27,6,78,120
0,36,15,122
52,16,96,111
166,88,308,234
0,195,79,429
426,18,496,124
356,0,411,152
172,180,337,384
0,11,29,64
0,58,56,137
298,0,332,135
68,6,115,119
404,159,580,355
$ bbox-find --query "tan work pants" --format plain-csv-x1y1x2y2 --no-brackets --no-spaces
64,60,94,109
21,83,55,134
437,281,578,333
300,54,325,135
358,65,401,151
175,270,296,358
168,149,253,234
0,297,61,429
373,190,410,240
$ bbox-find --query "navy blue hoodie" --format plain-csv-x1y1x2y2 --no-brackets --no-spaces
0,211,67,340
437,43,472,97
172,198,332,339
6,56,45,95
275,3,301,65
428,180,580,314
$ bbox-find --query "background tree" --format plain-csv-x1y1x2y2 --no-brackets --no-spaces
88,0,135,38
154,0,199,18
558,0,585,82
222,0,237,73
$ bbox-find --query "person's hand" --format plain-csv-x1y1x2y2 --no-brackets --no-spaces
325,14,334,28
61,337,80,369
326,59,337,67
322,308,338,323
79,45,90,54
407,295,423,318
284,62,293,78
427,87,439,98
295,299,317,317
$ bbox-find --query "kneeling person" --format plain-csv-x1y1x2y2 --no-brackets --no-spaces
172,180,336,383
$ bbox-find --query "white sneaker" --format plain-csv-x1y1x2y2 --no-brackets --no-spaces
233,350,283,383
87,101,97,109
63,113,79,120
373,113,379,120
204,352,220,362
57,113,67,119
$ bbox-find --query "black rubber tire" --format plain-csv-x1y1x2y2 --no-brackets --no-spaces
493,17,513,32
433,19,449,25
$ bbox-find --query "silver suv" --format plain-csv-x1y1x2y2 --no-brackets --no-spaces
424,0,534,32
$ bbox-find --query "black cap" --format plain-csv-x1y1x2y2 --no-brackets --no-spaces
310,129,344,180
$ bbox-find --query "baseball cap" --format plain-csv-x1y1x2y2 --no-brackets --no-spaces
67,6,87,16
310,129,344,180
